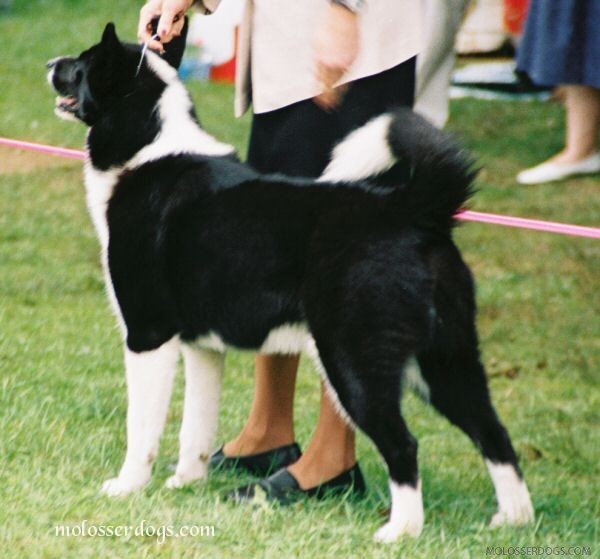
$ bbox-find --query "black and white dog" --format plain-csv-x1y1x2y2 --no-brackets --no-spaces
47,23,533,542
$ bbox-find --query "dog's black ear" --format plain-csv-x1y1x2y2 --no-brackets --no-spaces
101,22,122,51
149,16,189,69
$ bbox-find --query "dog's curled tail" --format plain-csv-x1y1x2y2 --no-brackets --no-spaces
319,108,478,234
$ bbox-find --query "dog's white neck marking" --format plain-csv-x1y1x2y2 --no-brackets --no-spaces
85,50,234,185
143,49,179,84
125,51,234,168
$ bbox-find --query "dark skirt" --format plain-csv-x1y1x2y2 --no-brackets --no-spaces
247,57,416,178
517,0,600,88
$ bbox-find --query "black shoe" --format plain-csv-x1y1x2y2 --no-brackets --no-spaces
225,463,367,505
209,442,302,477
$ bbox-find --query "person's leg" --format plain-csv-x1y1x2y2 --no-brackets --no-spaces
220,356,356,489
288,384,356,488
553,84,600,163
517,85,600,183
219,102,336,461
222,354,299,456
525,84,600,164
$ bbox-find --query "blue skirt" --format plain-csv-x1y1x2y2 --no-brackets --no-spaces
517,0,600,88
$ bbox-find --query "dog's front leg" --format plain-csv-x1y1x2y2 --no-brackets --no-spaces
165,345,224,489
101,337,180,497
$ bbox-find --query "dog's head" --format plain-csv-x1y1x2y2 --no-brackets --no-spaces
47,21,187,126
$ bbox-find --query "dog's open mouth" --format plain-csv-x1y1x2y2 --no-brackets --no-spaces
55,95,79,114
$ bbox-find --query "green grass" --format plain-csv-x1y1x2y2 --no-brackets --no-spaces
1,2,599,558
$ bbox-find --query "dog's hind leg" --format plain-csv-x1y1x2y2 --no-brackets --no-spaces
416,249,533,527
304,238,437,543
417,346,534,528
311,335,424,543
165,345,224,489
101,337,180,497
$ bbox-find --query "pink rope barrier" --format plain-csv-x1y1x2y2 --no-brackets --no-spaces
0,137,86,160
456,210,600,239
1,136,599,239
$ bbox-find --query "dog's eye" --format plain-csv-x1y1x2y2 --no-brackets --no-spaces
75,69,83,84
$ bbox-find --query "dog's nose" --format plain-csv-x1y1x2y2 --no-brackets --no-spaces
46,57,60,69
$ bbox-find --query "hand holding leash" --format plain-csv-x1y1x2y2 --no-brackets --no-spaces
138,0,193,52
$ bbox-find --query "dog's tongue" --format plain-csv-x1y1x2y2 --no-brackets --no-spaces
56,96,77,107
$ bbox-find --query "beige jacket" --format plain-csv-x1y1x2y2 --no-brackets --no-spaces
198,0,421,116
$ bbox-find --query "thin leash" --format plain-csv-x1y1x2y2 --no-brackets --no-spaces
135,34,160,77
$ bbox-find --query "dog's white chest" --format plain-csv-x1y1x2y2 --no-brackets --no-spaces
83,163,119,250
83,163,125,331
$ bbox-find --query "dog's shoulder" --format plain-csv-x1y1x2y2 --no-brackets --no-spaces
104,151,240,219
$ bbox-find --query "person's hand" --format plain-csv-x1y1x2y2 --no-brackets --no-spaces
313,3,360,110
138,0,194,52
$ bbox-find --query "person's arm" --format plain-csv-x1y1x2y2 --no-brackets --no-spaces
313,0,363,109
138,0,222,52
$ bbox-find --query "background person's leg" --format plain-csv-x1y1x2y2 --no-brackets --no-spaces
517,84,600,183
559,85,600,162
288,384,356,489
223,354,299,456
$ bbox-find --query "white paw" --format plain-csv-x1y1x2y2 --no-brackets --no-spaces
486,462,534,528
375,481,425,543
374,517,423,543
100,475,149,497
490,500,534,528
165,474,186,489
164,461,208,489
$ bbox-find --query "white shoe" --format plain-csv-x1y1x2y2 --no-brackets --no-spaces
516,152,600,184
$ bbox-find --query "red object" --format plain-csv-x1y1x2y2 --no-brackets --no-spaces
504,0,530,35
210,57,236,83
209,26,238,84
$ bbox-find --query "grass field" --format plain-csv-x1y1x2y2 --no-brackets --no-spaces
1,2,599,558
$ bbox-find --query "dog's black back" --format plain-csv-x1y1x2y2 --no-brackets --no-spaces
106,124,473,354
